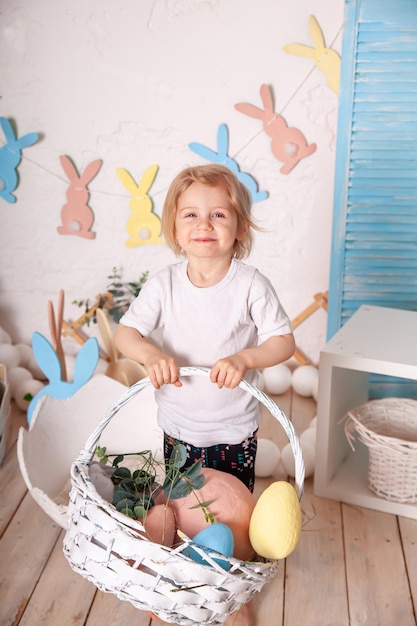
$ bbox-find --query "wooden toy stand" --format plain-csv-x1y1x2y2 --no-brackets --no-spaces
291,291,328,365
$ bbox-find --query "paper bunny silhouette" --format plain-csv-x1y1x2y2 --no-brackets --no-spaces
235,84,317,175
189,123,268,203
0,117,39,203
283,15,341,94
116,164,164,247
27,333,99,425
57,155,102,239
96,308,146,385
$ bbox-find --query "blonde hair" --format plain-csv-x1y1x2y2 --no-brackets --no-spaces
162,164,258,259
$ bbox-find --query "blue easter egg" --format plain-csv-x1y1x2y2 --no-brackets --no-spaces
185,523,234,570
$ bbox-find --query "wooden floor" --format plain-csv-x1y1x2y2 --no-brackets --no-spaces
1,388,416,626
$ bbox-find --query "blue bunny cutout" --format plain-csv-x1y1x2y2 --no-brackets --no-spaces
0,117,39,203
27,332,100,425
189,123,268,203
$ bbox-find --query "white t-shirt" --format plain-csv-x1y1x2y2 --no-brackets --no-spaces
120,258,292,447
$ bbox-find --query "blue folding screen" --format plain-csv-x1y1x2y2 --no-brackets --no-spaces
327,0,417,396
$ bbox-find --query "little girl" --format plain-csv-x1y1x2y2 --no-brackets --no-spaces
115,164,294,625
115,164,295,494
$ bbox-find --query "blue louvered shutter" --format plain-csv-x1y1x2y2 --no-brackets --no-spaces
327,0,417,397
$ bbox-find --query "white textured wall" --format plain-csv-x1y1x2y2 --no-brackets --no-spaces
0,0,344,364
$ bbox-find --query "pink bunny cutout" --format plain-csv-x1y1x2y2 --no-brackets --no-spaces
58,155,102,239
235,84,317,174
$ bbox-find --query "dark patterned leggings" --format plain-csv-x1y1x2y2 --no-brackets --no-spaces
163,431,258,493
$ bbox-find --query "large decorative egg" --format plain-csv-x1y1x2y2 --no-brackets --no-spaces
184,523,234,570
143,504,176,547
249,481,301,560
168,468,256,561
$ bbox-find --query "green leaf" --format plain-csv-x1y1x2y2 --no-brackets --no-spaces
115,498,135,514
112,489,134,505
112,467,131,481
169,480,193,499
189,474,205,490
182,460,203,481
133,505,147,519
112,455,124,467
170,444,187,468
189,500,214,510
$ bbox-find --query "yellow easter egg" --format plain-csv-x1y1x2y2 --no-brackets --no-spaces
249,481,301,560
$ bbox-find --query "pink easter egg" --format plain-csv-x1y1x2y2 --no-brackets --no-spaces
168,468,256,561
142,504,176,547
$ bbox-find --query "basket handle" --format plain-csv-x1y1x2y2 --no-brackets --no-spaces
76,366,305,499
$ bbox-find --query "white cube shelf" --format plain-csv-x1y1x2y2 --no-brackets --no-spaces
314,304,417,518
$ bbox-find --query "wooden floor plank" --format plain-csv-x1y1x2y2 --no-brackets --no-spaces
0,439,27,538
18,529,96,626
0,492,61,626
86,590,151,625
399,516,417,619
343,504,416,626
284,480,349,626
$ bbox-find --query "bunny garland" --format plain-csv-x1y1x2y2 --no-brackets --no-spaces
57,155,102,239
116,164,164,247
189,124,268,203
0,117,39,204
235,84,317,175
283,15,341,94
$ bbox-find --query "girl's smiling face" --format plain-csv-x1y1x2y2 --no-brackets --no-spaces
175,182,245,261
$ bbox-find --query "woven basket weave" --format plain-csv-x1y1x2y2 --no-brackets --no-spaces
63,367,305,625
344,397,417,504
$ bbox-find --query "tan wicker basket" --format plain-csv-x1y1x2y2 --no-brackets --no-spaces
344,397,417,504
63,367,305,625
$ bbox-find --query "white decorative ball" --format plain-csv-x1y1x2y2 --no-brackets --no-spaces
14,344,33,368
0,344,21,368
300,427,317,449
262,364,292,395
27,354,47,380
257,371,265,391
0,328,12,344
308,416,317,430
255,438,281,477
7,367,33,399
292,365,319,397
280,442,295,478
311,376,319,401
14,379,45,411
301,441,316,478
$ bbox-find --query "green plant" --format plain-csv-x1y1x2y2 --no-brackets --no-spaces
95,444,215,524
106,266,149,323
72,266,148,326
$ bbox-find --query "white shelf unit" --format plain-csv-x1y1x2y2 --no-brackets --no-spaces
314,304,417,518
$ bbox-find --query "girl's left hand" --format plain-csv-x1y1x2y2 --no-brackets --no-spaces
210,356,247,389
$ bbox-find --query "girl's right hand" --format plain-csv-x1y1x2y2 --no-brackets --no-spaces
144,354,182,389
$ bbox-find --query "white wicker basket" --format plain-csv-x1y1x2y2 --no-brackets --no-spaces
344,397,417,504
63,367,305,625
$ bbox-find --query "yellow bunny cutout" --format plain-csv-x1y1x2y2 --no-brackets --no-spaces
116,163,165,247
283,15,341,94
